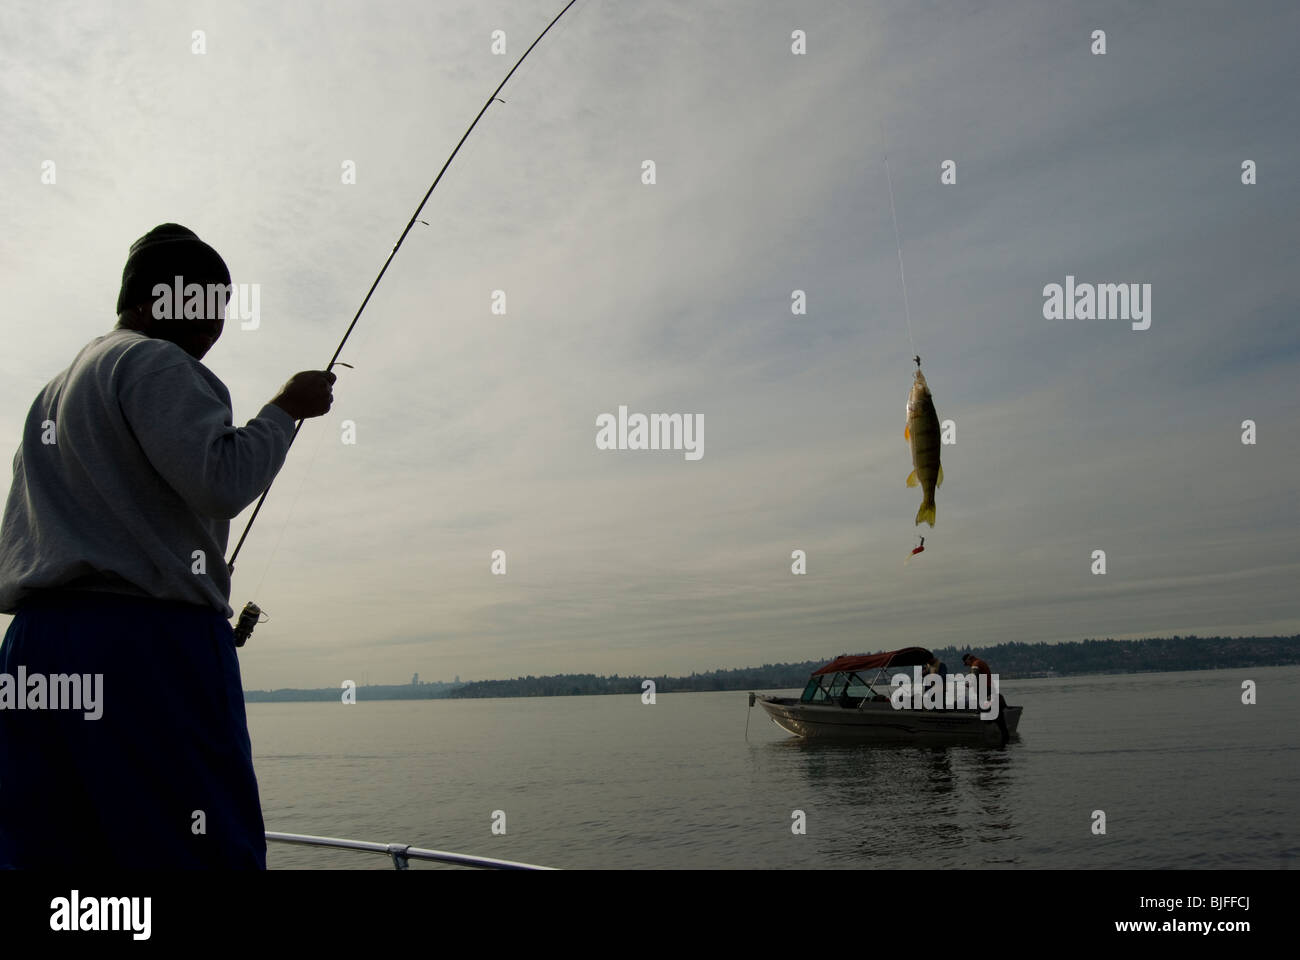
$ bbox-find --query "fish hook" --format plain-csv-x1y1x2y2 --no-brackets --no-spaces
905,535,926,564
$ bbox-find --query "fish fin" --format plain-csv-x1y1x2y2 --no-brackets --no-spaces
915,500,936,527
906,470,918,488
937,465,944,488
904,423,910,441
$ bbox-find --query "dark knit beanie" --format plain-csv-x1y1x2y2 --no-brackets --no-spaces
116,223,231,315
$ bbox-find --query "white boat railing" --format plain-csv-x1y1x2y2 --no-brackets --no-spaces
265,831,556,870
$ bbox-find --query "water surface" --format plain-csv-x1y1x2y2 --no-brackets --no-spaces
252,666,1299,869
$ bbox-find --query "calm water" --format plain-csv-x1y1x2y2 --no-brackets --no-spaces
253,666,1300,869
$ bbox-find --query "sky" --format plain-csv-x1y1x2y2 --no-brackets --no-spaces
1,0,1297,689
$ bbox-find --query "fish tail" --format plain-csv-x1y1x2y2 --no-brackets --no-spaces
915,498,936,527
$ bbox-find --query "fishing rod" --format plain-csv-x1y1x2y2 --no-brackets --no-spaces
227,0,581,642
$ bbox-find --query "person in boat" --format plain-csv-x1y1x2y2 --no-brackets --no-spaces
0,224,336,869
926,655,948,707
962,652,996,703
962,653,1009,744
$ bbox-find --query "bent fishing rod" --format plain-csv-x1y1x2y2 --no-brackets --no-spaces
226,0,580,642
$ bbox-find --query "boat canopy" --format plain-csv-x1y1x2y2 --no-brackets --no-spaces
812,647,933,676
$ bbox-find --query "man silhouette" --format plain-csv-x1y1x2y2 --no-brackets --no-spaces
0,224,335,868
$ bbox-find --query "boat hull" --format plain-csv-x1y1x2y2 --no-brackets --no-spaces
756,696,1022,743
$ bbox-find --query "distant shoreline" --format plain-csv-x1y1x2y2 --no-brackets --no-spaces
243,634,1299,702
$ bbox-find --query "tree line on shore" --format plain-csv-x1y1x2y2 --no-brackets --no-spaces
243,635,1299,701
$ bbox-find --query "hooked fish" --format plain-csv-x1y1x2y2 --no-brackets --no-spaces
905,368,943,526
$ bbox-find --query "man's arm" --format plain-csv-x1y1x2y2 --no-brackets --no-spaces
119,361,298,520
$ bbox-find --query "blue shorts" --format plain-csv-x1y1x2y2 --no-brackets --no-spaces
0,591,266,869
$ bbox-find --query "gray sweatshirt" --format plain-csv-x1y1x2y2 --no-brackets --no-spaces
0,328,297,617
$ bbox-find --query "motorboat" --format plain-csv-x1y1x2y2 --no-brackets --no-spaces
752,646,1023,744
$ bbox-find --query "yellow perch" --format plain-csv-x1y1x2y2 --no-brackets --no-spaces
905,368,943,526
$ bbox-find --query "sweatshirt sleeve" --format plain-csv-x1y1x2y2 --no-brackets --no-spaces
118,358,297,520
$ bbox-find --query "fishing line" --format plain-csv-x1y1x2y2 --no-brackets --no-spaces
238,356,353,628
226,0,582,578
247,394,334,601
883,122,938,552
246,84,490,603
880,122,916,363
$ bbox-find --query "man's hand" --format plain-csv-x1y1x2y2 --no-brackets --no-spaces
271,370,336,420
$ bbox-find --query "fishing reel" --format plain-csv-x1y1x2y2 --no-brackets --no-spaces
232,601,269,647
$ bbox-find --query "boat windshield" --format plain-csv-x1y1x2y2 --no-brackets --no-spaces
801,671,876,703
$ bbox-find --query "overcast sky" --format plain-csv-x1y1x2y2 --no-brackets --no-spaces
2,0,1297,689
